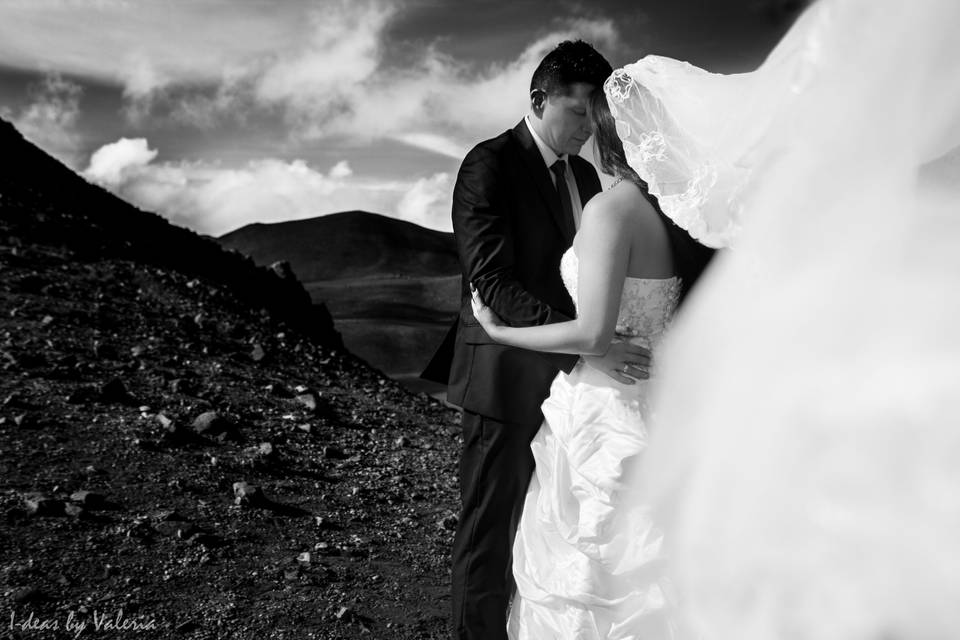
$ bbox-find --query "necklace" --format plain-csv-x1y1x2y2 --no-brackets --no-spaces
607,176,624,190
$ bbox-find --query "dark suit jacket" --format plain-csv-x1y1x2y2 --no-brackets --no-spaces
421,120,601,425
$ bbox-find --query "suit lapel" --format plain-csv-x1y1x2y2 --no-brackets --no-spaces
570,156,599,207
511,120,576,244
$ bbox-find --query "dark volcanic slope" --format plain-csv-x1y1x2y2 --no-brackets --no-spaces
219,212,460,282
0,119,462,639
218,213,461,393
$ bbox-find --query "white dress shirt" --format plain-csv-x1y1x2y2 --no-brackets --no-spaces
524,115,583,230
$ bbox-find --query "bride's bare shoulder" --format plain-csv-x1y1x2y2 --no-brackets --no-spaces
581,180,659,232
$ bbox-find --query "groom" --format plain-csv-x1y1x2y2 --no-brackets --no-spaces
421,41,650,640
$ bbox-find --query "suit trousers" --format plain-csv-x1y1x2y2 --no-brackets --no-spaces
451,410,541,640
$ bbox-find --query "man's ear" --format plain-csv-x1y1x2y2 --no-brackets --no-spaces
530,89,546,117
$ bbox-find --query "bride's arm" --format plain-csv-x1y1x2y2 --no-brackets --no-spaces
473,198,630,356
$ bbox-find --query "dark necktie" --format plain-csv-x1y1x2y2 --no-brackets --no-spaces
550,159,575,234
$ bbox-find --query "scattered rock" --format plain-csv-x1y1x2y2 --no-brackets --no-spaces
394,435,411,448
189,533,222,548
13,412,39,429
192,411,234,436
269,260,297,281
439,514,458,531
126,519,154,540
2,392,26,408
250,344,266,362
70,490,106,509
232,482,266,507
22,492,65,517
99,378,133,404
175,524,201,540
92,341,118,359
11,586,43,603
64,503,87,519
66,385,99,404
295,392,319,412
323,445,346,460
256,442,276,460
175,620,200,634
157,509,189,522
169,378,195,395
154,521,184,537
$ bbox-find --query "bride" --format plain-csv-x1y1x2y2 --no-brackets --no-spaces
475,0,960,636
471,84,698,638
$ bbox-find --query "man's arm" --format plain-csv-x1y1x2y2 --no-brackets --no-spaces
453,145,651,381
453,148,571,328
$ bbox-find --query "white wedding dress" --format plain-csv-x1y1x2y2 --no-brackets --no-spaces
506,248,695,639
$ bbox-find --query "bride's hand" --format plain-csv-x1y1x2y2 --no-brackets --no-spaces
470,283,505,334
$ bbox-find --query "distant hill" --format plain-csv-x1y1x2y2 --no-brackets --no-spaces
219,212,461,394
0,118,342,350
219,211,460,281
0,116,461,638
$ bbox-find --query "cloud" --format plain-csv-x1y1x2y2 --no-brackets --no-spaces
390,132,468,160
396,173,454,231
329,160,353,179
85,137,158,186
278,15,621,147
0,1,300,94
0,1,621,148
81,137,454,236
5,73,84,167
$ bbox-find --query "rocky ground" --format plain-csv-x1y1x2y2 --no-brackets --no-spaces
0,120,463,639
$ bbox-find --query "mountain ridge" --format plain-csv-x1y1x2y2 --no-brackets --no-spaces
217,207,461,392
0,116,460,638
219,210,460,282
0,118,343,350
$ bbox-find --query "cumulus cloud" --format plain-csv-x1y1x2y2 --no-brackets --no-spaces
5,73,84,167
0,1,621,150
396,173,454,231
272,13,621,149
5,2,622,233
82,137,454,236
329,160,353,179
85,137,158,186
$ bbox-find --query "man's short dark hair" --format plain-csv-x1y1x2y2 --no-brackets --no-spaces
530,40,613,96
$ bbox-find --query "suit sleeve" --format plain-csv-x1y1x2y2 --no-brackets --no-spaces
453,147,579,372
453,148,570,326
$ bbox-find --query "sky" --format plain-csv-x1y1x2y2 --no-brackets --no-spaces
0,0,806,236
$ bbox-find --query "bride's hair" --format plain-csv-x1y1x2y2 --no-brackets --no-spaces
588,88,646,190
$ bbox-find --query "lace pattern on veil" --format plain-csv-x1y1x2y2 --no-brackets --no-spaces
603,1,837,251
604,64,742,249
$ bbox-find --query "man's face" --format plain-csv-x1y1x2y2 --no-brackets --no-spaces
531,81,595,156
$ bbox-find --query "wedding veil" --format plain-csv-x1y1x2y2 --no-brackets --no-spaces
610,0,960,638
604,0,959,250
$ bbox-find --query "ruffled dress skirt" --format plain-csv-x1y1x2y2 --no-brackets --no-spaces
507,360,694,639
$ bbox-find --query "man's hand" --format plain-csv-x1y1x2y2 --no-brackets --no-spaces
582,339,652,384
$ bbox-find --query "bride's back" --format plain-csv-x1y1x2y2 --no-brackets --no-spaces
573,179,676,281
